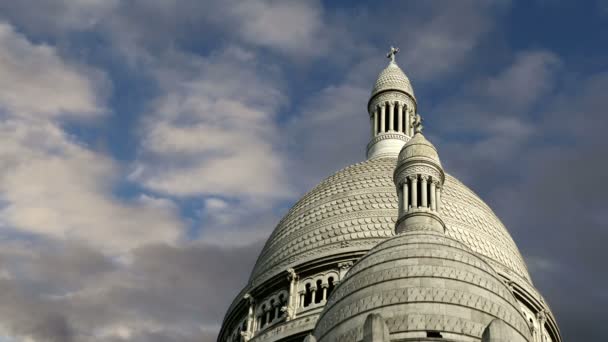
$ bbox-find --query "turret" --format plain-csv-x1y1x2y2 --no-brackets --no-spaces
393,121,445,234
366,46,417,159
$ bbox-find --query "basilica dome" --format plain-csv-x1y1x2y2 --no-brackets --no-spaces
249,157,532,288
218,48,560,342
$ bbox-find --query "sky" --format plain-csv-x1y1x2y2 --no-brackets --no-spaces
0,0,605,341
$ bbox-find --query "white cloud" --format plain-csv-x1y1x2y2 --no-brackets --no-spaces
232,0,326,57
0,21,106,119
0,120,182,252
0,21,182,252
131,48,292,199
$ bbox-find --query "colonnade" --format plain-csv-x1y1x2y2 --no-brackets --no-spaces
398,174,442,215
371,101,413,137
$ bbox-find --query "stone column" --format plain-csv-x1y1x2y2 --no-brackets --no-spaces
298,291,305,308
404,108,409,135
321,283,328,303
273,305,280,322
286,268,297,320
388,102,394,131
397,103,403,133
436,186,442,211
310,287,317,305
244,294,254,335
402,181,409,212
397,188,403,216
409,176,418,208
420,176,428,208
430,180,437,211
380,104,386,133
373,110,378,136
265,310,270,326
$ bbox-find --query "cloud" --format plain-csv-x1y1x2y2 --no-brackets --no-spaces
130,48,292,200
0,21,182,252
0,21,106,119
0,240,262,341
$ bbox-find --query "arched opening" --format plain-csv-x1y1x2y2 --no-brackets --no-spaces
416,176,422,207
393,104,399,131
269,299,276,323
278,294,285,318
303,283,312,307
260,305,267,327
327,277,335,298
384,103,390,132
314,279,323,303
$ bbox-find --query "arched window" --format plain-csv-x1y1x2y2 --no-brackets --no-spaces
269,299,276,322
278,294,285,318
327,277,335,298
314,279,323,303
260,305,267,327
303,283,312,307
393,103,399,132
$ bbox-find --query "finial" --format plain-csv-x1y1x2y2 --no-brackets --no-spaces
386,46,399,63
412,113,423,134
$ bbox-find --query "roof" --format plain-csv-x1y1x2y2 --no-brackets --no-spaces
313,231,532,341
248,157,531,287
370,61,415,100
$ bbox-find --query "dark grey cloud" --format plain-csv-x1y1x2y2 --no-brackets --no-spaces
0,240,263,341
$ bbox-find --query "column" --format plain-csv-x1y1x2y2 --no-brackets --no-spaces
370,117,374,137
286,268,297,320
430,180,437,211
420,176,428,208
244,294,254,335
398,188,403,215
373,110,378,136
298,291,305,308
405,108,410,135
310,288,317,304
403,181,409,211
265,310,270,326
274,305,280,322
409,176,418,208
436,186,442,211
380,104,386,133
388,102,394,131
321,284,328,302
397,103,403,133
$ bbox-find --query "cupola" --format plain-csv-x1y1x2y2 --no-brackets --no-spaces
366,47,418,159
393,120,445,234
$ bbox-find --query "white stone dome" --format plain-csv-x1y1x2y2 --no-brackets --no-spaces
313,231,532,342
397,132,441,167
371,61,415,100
249,157,532,287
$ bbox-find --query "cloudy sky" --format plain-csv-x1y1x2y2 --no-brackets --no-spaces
0,0,605,341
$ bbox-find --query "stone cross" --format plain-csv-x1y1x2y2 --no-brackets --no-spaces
386,46,399,63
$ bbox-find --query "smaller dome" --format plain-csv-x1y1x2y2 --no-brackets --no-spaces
312,231,532,342
371,61,415,99
397,132,441,167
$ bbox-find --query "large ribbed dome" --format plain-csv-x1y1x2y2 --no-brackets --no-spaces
313,231,532,341
371,61,415,99
249,157,531,287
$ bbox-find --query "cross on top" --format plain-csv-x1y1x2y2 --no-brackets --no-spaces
387,46,400,63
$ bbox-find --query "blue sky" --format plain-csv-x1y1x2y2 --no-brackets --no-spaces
0,0,605,341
